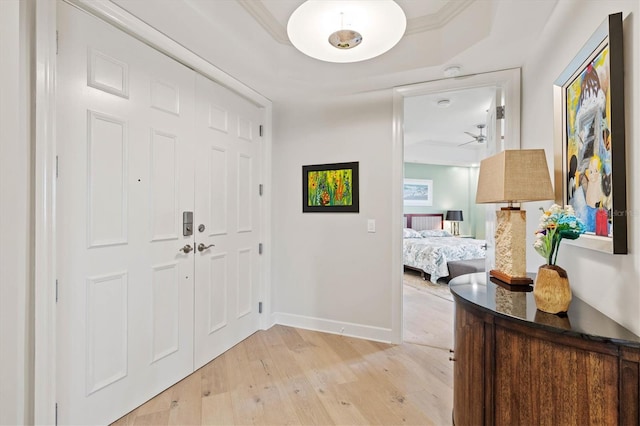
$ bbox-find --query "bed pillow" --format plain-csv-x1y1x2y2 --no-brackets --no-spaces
403,228,422,238
419,229,452,238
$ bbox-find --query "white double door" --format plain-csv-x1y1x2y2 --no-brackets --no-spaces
56,3,262,424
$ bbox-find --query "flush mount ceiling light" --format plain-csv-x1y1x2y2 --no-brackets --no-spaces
287,0,407,63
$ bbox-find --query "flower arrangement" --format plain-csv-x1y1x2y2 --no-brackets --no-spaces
534,204,586,266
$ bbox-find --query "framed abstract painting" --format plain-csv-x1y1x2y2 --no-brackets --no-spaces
553,12,627,254
302,162,359,213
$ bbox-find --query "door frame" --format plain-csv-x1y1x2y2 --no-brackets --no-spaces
390,69,521,344
33,1,273,422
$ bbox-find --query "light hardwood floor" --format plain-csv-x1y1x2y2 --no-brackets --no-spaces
113,279,454,425
403,275,454,351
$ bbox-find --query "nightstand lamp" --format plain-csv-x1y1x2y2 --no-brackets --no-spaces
445,210,463,236
476,149,554,285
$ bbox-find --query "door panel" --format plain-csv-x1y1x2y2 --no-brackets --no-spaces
86,110,129,247
85,271,128,395
237,248,253,317
150,262,181,363
237,153,254,232
208,146,229,235
207,253,229,333
193,74,262,370
56,3,195,424
149,130,180,241
57,3,264,424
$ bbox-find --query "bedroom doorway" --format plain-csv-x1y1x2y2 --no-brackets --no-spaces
401,86,495,349
391,69,523,345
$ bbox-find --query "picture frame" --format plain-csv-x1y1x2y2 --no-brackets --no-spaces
403,178,433,207
302,162,359,213
553,12,627,254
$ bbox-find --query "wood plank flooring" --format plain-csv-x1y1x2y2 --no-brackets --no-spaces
113,278,454,425
403,275,454,351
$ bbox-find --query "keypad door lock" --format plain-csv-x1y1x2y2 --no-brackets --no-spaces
183,211,193,236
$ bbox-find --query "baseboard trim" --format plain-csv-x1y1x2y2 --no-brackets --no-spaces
271,312,393,343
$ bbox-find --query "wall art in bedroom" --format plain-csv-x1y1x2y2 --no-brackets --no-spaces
553,12,626,254
403,179,433,206
302,162,359,213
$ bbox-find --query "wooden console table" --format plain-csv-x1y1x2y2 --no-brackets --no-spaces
449,273,640,425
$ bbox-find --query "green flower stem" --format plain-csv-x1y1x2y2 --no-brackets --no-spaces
547,228,556,265
553,237,562,265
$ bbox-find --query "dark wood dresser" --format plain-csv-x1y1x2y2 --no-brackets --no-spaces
449,273,640,425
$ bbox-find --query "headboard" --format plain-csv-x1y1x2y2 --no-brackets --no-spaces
404,213,444,231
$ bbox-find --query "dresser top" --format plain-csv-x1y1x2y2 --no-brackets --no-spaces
449,272,640,348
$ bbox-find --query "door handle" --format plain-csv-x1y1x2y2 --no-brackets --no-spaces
179,244,193,254
197,243,214,252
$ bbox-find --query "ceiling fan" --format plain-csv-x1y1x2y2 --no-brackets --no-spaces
459,124,486,146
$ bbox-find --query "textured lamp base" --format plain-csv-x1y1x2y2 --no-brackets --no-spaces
492,208,532,285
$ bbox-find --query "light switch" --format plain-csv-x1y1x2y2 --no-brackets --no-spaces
367,219,376,233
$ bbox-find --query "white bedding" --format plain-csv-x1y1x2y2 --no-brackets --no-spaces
403,236,486,282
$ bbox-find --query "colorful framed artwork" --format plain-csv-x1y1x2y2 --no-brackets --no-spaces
553,12,627,254
403,179,433,207
302,162,359,213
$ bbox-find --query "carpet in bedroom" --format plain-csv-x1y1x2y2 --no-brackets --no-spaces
403,270,453,302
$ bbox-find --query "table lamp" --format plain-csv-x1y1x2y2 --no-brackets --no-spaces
445,210,463,236
476,149,554,285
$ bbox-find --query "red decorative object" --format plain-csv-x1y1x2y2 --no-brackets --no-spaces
596,208,609,236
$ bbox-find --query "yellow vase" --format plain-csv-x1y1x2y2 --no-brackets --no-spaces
533,264,572,314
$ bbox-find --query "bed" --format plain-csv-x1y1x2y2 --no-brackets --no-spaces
403,213,486,283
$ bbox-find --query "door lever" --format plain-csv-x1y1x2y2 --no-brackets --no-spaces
179,244,193,254
197,243,215,252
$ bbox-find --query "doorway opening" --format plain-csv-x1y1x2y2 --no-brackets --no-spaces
401,86,496,348
391,69,522,345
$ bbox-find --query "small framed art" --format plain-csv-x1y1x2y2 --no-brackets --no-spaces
302,162,359,213
403,179,433,207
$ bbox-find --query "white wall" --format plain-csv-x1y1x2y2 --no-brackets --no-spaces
271,92,395,341
0,1,33,424
521,0,640,335
271,1,640,341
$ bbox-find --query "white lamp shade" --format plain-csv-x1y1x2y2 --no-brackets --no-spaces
287,0,407,63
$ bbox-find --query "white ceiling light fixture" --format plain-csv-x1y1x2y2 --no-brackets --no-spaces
287,0,407,63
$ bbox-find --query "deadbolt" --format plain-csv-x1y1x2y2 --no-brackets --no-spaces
198,224,205,232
